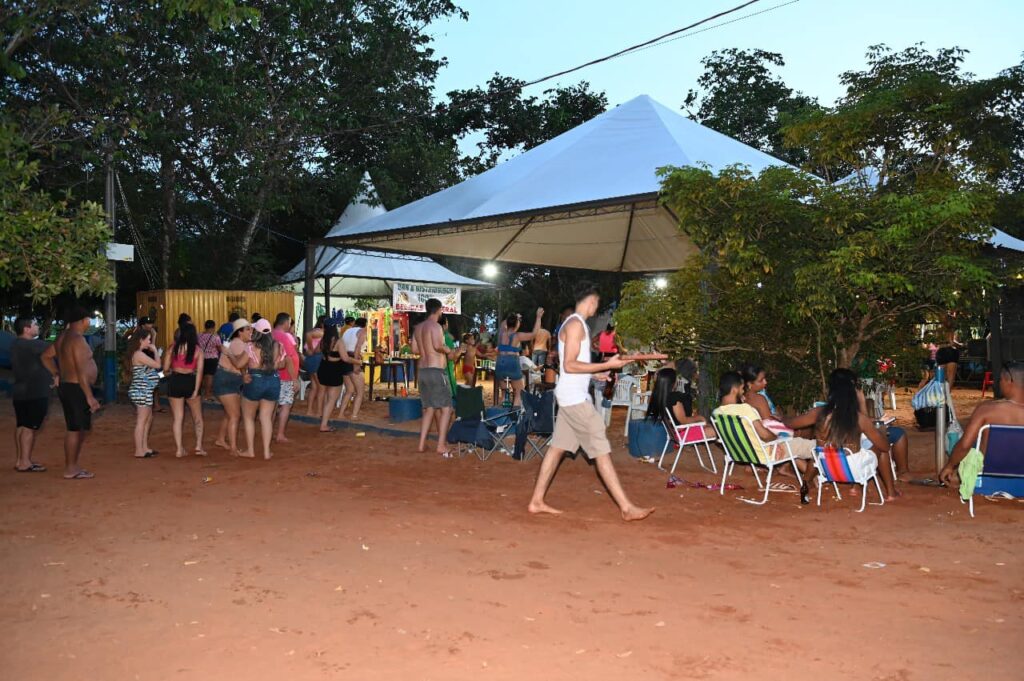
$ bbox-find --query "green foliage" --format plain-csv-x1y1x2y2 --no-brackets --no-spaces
0,122,114,303
683,48,821,167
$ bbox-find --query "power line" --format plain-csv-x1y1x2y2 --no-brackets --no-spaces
321,0,783,138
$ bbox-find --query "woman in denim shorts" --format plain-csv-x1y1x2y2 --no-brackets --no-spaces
241,319,283,460
213,318,252,456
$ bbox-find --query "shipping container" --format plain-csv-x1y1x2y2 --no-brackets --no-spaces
135,290,296,350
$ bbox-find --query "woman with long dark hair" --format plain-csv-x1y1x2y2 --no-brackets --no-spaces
737,363,791,435
162,322,205,457
787,368,899,500
644,367,715,440
317,322,349,432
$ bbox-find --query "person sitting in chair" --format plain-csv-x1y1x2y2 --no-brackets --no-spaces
645,367,715,440
940,360,1024,485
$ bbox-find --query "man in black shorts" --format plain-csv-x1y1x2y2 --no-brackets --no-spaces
41,307,100,479
11,317,55,472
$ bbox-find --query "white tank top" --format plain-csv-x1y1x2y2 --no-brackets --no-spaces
554,313,591,407
342,327,363,355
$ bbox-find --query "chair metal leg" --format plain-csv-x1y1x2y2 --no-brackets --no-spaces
720,460,731,495
856,482,868,512
701,440,718,474
816,478,824,506
657,438,671,471
742,465,772,505
669,443,684,476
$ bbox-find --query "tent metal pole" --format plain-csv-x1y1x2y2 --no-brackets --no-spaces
324,275,332,320
303,242,316,336
491,217,535,261
617,204,636,272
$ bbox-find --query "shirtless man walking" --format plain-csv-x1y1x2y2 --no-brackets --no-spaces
41,307,100,479
412,298,463,457
940,360,1024,485
528,283,654,521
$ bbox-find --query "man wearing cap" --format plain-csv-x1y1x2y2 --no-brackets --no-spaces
219,312,239,342
41,307,99,479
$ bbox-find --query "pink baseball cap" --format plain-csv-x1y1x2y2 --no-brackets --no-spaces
252,318,272,334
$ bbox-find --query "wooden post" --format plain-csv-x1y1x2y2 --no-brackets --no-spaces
303,242,316,336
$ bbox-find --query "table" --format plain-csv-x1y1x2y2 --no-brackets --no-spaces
366,358,409,402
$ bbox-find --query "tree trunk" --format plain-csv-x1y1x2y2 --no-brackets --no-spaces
159,153,176,288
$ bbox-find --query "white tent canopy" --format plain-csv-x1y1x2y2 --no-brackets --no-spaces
318,95,795,272
284,176,490,297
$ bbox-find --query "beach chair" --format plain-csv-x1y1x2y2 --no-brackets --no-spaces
962,424,1024,518
710,409,803,505
811,446,884,512
446,385,520,461
513,390,556,463
658,408,718,475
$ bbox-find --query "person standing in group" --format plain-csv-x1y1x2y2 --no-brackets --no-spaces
11,317,54,472
495,309,543,406
528,283,653,521
197,320,223,401
316,323,349,432
163,322,206,457
532,322,551,368
218,312,239,342
272,313,300,443
174,312,192,343
303,316,326,417
40,307,99,480
338,317,367,419
213,318,252,455
440,316,458,398
126,328,162,458
461,333,480,388
133,316,164,412
594,323,618,361
241,318,283,459
412,299,464,457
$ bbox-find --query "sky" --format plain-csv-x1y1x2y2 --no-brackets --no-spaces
429,0,1023,115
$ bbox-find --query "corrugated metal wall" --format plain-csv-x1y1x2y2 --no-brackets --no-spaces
135,290,295,349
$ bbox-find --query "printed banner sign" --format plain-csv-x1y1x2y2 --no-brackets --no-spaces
392,282,461,314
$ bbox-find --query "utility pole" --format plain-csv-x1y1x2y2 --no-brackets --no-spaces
103,147,118,404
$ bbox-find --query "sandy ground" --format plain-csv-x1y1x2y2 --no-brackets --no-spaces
1,388,1021,681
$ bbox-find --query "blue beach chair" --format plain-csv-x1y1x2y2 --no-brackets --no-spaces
963,425,1024,517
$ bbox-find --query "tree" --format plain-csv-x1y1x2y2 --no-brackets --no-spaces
683,48,820,167
618,45,1021,408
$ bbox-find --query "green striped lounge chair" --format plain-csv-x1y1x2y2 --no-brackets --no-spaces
710,408,804,505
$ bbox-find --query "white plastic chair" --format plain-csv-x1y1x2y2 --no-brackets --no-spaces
604,375,639,435
658,408,718,475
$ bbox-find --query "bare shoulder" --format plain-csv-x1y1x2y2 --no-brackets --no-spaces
975,399,1024,425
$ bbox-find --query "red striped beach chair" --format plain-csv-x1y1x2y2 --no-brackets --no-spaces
812,445,884,512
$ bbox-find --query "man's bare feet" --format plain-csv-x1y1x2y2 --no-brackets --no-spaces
237,449,256,458
175,450,188,458
527,501,563,515
621,505,655,522
275,436,290,443
264,451,273,460
214,439,231,450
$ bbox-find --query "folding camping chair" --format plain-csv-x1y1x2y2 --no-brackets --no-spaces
961,424,1024,518
710,409,804,505
811,446,884,512
658,408,718,475
446,385,520,461
514,389,556,463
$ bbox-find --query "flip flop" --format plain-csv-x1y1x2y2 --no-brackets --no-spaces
985,491,1019,501
438,451,455,459
319,427,337,433
64,470,95,480
15,463,47,472
134,451,158,458
767,482,797,493
194,449,209,457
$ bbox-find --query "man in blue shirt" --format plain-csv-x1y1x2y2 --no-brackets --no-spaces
218,312,239,341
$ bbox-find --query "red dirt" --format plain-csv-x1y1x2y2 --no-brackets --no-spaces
1,392,1021,681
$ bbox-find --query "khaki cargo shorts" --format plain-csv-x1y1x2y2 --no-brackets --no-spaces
550,401,611,459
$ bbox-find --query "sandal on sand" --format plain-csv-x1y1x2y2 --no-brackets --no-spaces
134,451,158,459
439,451,454,459
15,463,47,472
64,470,94,480
319,427,337,433
194,448,208,457
767,482,797,493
